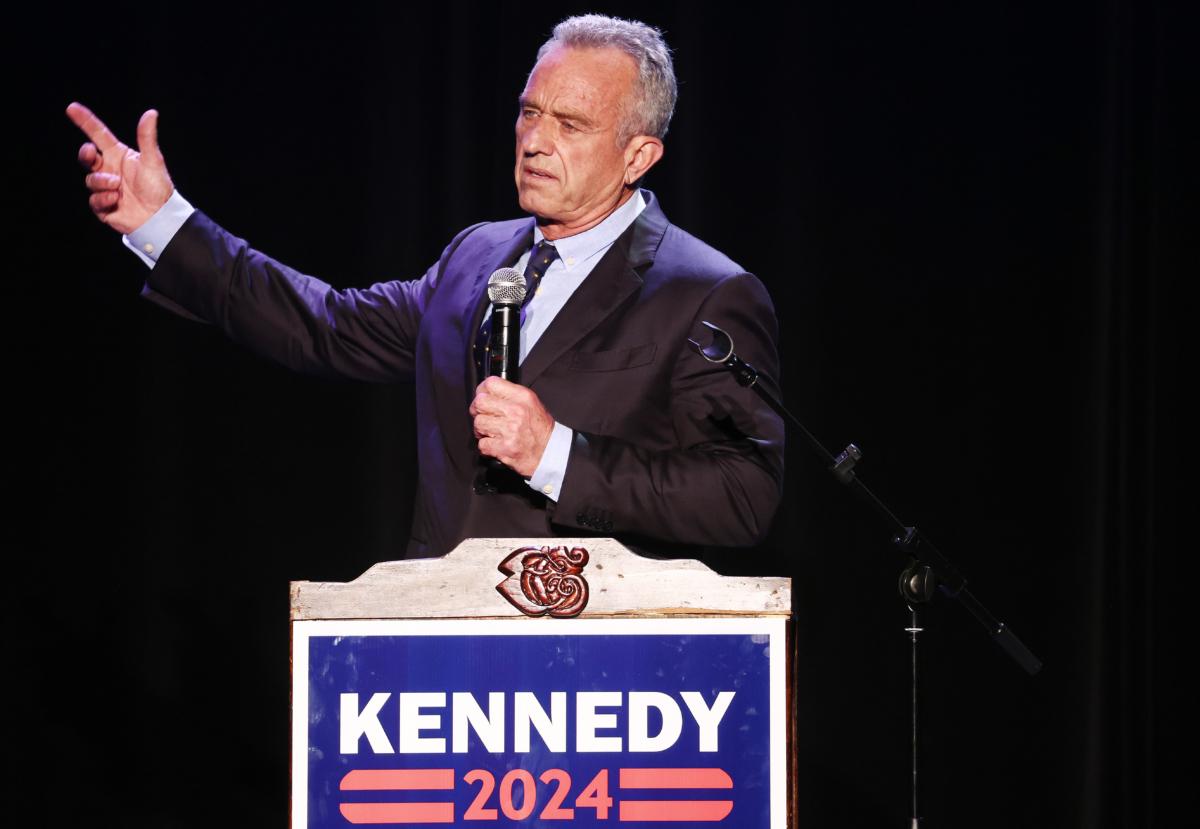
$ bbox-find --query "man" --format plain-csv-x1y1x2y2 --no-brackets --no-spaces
67,15,784,560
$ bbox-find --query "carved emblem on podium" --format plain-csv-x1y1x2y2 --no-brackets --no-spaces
496,545,590,617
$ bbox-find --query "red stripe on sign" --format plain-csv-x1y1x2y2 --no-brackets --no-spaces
340,769,455,791
339,802,455,824
620,768,733,789
619,800,733,822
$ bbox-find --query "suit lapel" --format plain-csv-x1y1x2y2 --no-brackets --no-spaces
519,192,669,388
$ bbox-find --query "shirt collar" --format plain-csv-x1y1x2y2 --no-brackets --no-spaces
532,189,647,270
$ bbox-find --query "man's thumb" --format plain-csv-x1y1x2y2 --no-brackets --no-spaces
137,109,164,164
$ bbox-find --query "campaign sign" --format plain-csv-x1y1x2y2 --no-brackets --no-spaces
293,618,787,827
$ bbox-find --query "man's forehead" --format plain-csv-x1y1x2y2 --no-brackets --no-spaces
524,44,637,100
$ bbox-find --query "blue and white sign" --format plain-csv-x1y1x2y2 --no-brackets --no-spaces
293,618,787,827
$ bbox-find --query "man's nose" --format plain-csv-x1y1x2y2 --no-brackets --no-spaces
520,119,552,155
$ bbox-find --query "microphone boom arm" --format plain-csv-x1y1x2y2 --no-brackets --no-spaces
688,321,1042,675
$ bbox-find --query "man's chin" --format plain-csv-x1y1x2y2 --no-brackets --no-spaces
517,192,551,218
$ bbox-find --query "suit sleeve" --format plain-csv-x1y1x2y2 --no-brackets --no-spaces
553,271,785,547
142,210,484,382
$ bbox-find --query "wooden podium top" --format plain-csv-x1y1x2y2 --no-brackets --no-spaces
290,537,791,621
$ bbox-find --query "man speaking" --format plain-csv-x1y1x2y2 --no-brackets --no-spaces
67,14,784,560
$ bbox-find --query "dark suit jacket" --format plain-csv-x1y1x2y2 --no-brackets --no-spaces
143,191,784,560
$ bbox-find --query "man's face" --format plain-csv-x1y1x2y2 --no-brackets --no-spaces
514,45,640,239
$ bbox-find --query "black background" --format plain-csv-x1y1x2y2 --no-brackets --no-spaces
10,1,1185,826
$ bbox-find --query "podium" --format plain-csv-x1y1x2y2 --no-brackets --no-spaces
291,538,792,827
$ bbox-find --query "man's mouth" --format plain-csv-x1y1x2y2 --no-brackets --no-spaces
522,166,556,181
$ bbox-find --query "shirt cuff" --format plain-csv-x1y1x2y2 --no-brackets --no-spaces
122,190,195,268
527,421,573,502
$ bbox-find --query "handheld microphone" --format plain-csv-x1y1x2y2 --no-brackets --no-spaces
477,267,528,487
485,266,527,383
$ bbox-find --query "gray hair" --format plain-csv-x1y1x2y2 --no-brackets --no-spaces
536,14,678,145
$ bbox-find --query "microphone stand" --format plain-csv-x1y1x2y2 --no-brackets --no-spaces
688,322,1042,828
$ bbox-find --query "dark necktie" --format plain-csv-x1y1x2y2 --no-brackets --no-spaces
520,240,560,317
474,241,560,378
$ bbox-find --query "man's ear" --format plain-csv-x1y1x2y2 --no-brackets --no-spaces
624,136,665,185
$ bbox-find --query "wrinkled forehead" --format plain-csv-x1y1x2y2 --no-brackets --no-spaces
522,45,638,111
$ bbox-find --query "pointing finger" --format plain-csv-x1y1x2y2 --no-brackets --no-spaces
66,102,122,153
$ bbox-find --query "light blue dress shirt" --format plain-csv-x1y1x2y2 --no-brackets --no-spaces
124,189,648,503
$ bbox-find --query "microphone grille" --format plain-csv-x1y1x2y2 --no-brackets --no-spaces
487,267,527,305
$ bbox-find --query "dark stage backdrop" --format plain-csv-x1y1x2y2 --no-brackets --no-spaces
11,1,1183,827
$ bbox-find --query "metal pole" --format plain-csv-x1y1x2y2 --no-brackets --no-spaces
907,603,922,829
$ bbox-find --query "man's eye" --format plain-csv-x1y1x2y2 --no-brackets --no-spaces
522,108,539,119
561,121,577,133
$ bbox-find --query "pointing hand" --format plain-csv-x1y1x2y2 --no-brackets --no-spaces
66,102,175,234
